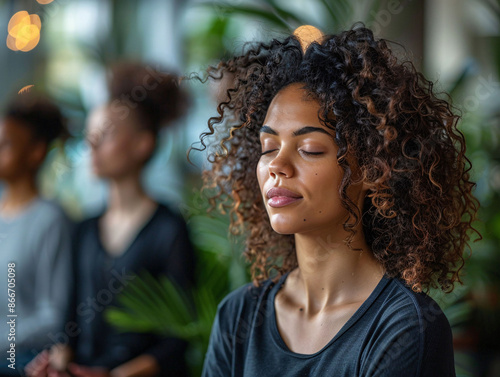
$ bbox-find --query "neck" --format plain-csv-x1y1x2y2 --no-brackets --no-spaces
107,172,153,215
292,226,384,315
0,176,38,215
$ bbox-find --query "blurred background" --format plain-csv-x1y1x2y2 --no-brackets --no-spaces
1,0,499,376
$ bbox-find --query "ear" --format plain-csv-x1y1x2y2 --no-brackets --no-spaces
134,131,156,163
28,141,47,170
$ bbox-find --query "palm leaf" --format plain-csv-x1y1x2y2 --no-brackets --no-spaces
104,246,233,343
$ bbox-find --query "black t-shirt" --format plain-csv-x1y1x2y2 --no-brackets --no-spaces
202,270,455,377
69,203,196,376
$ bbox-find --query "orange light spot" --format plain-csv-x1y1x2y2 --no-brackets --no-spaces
6,35,18,51
8,11,29,34
293,25,324,53
17,26,40,52
6,10,42,52
18,85,35,95
9,15,31,38
30,14,42,30
36,0,55,3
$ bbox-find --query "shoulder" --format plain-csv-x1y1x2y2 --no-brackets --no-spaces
218,280,270,311
214,278,274,333
33,198,72,224
203,279,273,376
155,202,181,219
387,280,455,374
75,213,99,233
378,277,452,336
30,199,74,236
360,276,454,376
72,212,102,245
152,202,189,229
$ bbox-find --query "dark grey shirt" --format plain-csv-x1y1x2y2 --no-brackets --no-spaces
202,271,455,377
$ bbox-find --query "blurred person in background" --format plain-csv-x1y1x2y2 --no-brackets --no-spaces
26,63,196,377
0,93,73,376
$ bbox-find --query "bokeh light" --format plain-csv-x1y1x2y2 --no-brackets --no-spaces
6,11,42,52
36,0,55,4
18,85,35,95
293,25,324,53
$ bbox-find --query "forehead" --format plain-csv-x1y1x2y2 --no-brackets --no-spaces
262,83,330,135
86,105,116,133
0,117,34,140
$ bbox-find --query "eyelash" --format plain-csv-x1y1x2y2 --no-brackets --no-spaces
259,149,323,156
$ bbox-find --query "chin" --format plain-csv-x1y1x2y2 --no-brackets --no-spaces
268,215,301,235
92,163,112,178
91,167,106,178
270,227,295,235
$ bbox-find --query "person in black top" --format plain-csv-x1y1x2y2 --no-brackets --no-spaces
26,63,195,377
190,24,480,376
67,202,194,377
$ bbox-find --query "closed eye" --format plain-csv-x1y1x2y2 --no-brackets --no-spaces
260,150,324,156
301,151,323,155
260,149,278,156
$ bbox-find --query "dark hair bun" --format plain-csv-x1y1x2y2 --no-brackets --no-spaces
108,62,190,133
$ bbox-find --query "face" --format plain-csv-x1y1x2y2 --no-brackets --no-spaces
0,118,44,181
85,105,154,179
256,83,366,237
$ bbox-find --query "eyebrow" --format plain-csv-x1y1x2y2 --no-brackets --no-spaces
260,125,333,138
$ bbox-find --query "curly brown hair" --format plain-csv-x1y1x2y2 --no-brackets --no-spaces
189,24,480,293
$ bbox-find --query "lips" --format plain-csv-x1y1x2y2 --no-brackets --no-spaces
266,187,303,208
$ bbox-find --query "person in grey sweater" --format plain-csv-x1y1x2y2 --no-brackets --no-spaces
0,93,73,376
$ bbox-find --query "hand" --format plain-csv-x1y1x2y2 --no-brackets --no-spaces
25,350,50,377
49,344,73,371
67,363,110,377
25,349,73,377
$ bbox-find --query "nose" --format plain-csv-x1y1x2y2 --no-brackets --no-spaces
268,150,294,179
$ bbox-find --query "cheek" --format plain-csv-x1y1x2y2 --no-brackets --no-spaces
0,149,29,178
0,153,13,172
303,165,344,215
97,136,132,159
0,149,12,162
0,148,22,166
256,161,267,189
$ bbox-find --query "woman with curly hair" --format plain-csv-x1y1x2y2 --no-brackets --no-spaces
195,24,479,376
